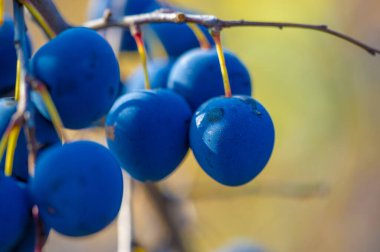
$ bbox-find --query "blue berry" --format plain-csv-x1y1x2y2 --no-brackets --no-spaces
190,96,275,186
31,27,120,129
168,48,252,111
10,218,35,252
106,89,191,182
30,141,123,237
0,176,32,250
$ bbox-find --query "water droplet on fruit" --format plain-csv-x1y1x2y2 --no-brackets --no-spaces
195,113,205,127
206,107,224,122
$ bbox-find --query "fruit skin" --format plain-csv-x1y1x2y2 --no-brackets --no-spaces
30,141,123,237
190,96,275,186
106,89,192,182
0,16,32,97
31,27,120,129
0,176,32,251
124,58,176,93
168,48,252,112
10,218,35,252
0,98,60,181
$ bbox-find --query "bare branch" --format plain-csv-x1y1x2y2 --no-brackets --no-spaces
21,0,380,54
83,10,380,56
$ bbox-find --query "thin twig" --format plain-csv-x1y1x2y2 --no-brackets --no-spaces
83,10,380,56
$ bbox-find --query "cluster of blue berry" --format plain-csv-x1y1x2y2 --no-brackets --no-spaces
0,0,274,249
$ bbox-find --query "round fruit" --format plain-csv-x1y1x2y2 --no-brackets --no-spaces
30,141,123,236
10,219,35,252
106,89,191,182
0,176,32,251
190,96,275,186
124,58,176,93
168,48,252,111
31,27,120,129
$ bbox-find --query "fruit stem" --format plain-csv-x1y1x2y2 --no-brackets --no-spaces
131,26,151,90
0,130,9,166
15,59,21,101
0,0,3,26
0,113,23,165
4,125,21,176
187,23,211,49
19,0,56,38
211,29,232,98
32,82,68,143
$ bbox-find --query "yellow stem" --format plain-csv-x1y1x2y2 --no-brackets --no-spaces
0,0,4,26
35,84,68,143
4,125,21,176
21,1,56,38
188,23,211,49
15,59,21,101
133,31,151,90
0,130,9,166
212,32,232,97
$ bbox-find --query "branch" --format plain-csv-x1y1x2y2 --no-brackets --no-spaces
19,0,70,37
22,0,380,55
83,10,380,56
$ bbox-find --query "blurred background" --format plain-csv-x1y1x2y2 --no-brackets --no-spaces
5,0,380,251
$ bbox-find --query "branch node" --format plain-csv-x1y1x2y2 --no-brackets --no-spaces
130,24,141,36
175,13,186,23
210,26,222,36
102,9,112,23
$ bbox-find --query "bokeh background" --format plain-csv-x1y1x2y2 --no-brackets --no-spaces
5,0,380,251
